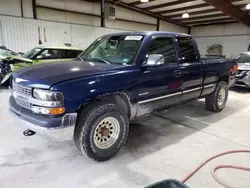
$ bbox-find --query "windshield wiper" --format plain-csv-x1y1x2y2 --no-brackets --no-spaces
88,57,111,65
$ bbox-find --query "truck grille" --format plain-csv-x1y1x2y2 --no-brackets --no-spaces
13,83,32,96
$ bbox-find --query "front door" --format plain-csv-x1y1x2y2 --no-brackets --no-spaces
176,37,203,101
136,36,182,117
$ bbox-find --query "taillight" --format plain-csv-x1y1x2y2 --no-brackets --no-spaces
233,64,238,72
229,64,238,74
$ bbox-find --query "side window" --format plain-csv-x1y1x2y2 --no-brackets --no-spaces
242,54,250,63
64,50,82,58
147,37,177,64
55,50,64,58
37,49,58,59
177,37,197,63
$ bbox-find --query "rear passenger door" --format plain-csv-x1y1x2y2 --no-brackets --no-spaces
136,36,182,116
176,37,203,101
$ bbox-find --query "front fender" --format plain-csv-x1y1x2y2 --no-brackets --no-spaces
50,67,140,114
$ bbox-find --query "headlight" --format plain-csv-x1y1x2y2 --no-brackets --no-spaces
32,106,65,115
33,89,64,101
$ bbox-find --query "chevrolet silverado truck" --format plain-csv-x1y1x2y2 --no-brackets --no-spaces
9,32,237,161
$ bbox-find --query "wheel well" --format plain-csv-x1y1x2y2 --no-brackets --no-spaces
219,75,229,83
78,93,131,118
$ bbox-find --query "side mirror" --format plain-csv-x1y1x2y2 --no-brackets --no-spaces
142,54,164,67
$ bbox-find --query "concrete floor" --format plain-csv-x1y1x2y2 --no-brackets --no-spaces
0,88,250,188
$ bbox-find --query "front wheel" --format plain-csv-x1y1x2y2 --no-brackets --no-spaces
73,102,129,162
205,81,229,112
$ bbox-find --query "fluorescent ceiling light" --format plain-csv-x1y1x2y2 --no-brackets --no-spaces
182,11,189,18
140,0,149,2
246,4,250,10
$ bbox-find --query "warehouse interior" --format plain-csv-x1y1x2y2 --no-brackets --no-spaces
0,0,250,188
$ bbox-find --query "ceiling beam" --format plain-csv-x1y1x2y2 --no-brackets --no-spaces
81,0,189,28
174,13,226,21
157,3,209,15
166,4,247,18
169,9,220,18
192,21,238,27
156,0,242,15
184,18,235,25
142,0,197,11
129,0,156,6
204,0,250,27
109,0,189,28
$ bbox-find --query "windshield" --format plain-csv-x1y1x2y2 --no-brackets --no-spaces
23,48,41,59
236,54,250,63
80,35,144,65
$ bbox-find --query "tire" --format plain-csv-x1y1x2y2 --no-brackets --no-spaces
205,81,228,112
73,101,129,162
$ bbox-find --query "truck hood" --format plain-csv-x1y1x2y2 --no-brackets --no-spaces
13,60,121,89
238,63,250,71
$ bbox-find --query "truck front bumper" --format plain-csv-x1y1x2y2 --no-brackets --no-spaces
9,96,77,141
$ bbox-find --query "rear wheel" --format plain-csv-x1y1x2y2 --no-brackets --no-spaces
73,102,129,162
205,81,228,112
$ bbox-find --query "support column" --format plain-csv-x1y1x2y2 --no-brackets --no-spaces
32,0,37,19
101,0,105,27
156,18,160,31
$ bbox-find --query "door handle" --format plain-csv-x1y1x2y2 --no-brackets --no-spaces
174,70,182,78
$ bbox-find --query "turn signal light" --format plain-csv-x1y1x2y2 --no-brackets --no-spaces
32,106,65,115
50,107,65,115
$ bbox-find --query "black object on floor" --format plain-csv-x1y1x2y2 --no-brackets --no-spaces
145,179,189,188
23,129,36,136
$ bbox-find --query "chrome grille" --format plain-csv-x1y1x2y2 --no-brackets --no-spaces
13,83,32,96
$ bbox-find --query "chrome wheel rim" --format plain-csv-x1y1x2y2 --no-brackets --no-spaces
94,117,120,149
218,88,226,107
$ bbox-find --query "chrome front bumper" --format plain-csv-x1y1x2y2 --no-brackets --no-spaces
10,109,76,141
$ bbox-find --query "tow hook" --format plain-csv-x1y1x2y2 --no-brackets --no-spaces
23,129,36,136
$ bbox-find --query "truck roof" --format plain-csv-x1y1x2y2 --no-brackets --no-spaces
102,31,191,38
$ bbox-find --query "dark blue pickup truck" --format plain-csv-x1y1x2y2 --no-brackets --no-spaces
9,31,237,161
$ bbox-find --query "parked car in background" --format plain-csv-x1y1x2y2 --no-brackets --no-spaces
9,32,237,161
0,46,83,86
235,52,250,88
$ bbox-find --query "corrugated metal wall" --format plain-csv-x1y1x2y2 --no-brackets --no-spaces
0,15,128,53
192,23,250,58
0,0,188,53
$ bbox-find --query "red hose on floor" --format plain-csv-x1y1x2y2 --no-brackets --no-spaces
181,150,250,187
